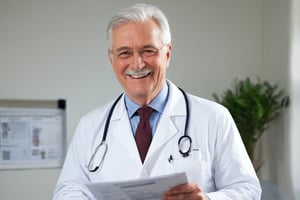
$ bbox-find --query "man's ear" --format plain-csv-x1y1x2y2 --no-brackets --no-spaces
108,51,113,64
166,43,172,67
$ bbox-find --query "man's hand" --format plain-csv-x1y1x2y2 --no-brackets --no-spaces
163,183,209,200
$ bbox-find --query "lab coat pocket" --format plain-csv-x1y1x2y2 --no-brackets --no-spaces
171,159,212,186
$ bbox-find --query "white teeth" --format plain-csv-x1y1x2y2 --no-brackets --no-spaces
125,69,152,79
130,72,149,78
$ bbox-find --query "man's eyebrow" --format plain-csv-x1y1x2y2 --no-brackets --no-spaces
115,45,156,52
141,45,156,49
115,46,131,52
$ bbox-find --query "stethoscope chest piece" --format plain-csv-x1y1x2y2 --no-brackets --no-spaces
178,135,192,157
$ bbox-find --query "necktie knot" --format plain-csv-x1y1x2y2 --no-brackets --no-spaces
137,106,153,120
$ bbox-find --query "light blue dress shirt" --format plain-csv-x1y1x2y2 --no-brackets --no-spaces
124,82,169,136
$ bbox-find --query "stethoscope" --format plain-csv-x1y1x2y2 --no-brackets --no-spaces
87,87,192,172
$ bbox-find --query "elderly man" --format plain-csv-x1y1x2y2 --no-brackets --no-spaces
54,3,261,200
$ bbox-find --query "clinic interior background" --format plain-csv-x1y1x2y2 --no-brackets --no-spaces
0,0,299,199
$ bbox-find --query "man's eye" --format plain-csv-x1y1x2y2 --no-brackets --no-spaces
118,51,132,58
141,49,157,56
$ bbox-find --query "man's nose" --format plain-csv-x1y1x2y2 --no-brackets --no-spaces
131,51,145,70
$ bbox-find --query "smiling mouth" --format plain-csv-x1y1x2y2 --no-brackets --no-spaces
125,69,153,79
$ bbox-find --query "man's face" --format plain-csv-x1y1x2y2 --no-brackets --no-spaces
109,19,172,105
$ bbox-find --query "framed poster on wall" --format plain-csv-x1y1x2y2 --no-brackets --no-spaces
0,99,66,169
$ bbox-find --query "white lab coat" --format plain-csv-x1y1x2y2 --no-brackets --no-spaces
54,81,261,199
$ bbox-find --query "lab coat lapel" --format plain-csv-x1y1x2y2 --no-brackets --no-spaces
109,98,142,165
147,113,178,155
147,82,186,159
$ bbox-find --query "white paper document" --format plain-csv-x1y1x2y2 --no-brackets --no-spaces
86,172,188,200
0,107,65,169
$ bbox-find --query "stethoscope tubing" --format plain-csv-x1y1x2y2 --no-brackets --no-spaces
101,93,123,142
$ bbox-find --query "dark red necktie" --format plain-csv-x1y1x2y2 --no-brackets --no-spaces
135,106,153,163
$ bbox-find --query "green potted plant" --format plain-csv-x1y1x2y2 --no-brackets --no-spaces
212,77,289,171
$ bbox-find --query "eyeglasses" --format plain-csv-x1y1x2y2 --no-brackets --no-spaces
109,44,167,60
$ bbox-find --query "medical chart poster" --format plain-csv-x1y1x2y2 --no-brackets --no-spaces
0,107,66,169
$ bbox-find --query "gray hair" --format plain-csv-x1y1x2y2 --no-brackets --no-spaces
106,3,171,49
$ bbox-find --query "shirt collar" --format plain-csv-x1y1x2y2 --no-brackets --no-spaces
125,82,169,118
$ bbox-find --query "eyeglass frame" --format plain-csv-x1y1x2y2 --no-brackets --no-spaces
108,44,169,60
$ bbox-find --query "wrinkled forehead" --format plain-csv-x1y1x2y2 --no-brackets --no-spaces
110,19,164,49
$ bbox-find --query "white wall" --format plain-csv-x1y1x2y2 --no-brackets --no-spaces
290,0,300,198
260,0,300,199
260,0,292,198
0,0,281,199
